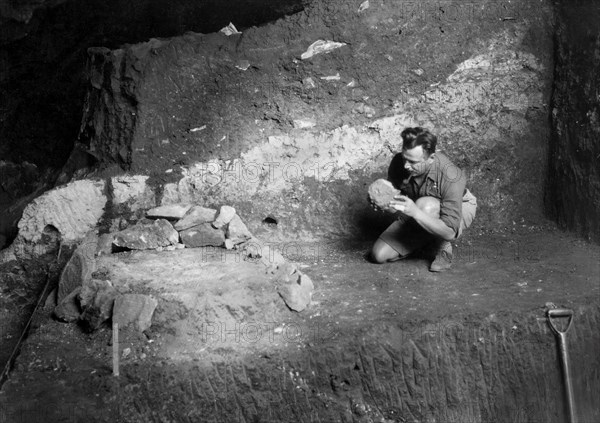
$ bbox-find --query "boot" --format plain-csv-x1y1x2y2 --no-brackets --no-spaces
430,240,453,272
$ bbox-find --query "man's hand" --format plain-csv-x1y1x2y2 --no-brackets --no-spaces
369,196,399,214
368,196,381,211
389,195,418,217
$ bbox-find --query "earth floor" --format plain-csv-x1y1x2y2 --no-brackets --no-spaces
0,224,599,422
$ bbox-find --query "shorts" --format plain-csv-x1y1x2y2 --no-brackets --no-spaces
379,189,477,256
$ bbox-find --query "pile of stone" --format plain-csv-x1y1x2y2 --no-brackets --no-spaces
107,204,253,252
51,203,314,332
50,232,157,333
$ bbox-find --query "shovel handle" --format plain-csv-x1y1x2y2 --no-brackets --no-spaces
547,308,573,335
546,308,576,423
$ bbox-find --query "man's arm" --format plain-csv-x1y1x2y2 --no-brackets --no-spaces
389,196,456,241
411,207,456,241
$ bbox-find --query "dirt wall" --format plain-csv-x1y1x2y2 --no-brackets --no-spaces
546,0,600,243
74,0,554,241
2,304,599,422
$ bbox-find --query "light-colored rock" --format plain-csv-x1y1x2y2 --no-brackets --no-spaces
212,206,236,229
278,273,314,312
159,183,180,205
260,244,286,268
273,262,298,281
57,232,98,303
113,294,158,332
147,203,192,220
111,175,155,209
300,40,347,60
113,219,179,250
17,179,106,245
368,178,400,209
180,223,225,248
236,238,286,268
174,206,217,231
293,119,316,129
225,214,253,245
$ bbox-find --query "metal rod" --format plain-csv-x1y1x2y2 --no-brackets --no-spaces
0,274,51,388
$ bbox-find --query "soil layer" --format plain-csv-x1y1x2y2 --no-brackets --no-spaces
1,225,599,422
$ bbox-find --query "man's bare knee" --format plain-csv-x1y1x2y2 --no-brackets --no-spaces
371,240,399,263
416,196,440,217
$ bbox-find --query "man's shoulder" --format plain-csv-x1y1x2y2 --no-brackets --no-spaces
431,152,465,185
436,152,462,170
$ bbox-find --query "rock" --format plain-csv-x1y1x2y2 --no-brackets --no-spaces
293,119,316,129
146,204,192,220
17,179,106,245
54,287,82,322
0,245,17,264
79,279,118,332
273,262,298,280
180,223,225,248
303,77,316,88
113,294,158,332
159,184,181,205
236,238,286,268
224,239,234,250
174,206,218,231
225,214,253,245
212,206,236,229
96,233,114,256
257,241,287,269
57,233,98,303
44,288,57,310
112,175,155,209
278,273,314,312
368,178,400,209
113,219,179,250
300,40,347,60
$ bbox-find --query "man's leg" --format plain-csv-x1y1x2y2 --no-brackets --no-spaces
414,196,455,272
411,197,454,272
370,197,440,264
429,192,477,271
371,238,403,263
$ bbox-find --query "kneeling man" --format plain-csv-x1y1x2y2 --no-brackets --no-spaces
371,127,477,271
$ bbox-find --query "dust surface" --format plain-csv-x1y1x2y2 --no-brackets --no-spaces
1,227,599,422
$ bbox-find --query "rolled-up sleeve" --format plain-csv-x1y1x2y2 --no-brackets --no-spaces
439,168,466,237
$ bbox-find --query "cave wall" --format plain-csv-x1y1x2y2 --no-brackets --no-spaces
0,0,306,248
547,0,600,243
0,0,306,169
75,0,555,241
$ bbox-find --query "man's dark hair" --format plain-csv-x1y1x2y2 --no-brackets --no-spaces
401,127,437,156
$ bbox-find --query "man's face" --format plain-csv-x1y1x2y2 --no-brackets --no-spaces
402,145,434,177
